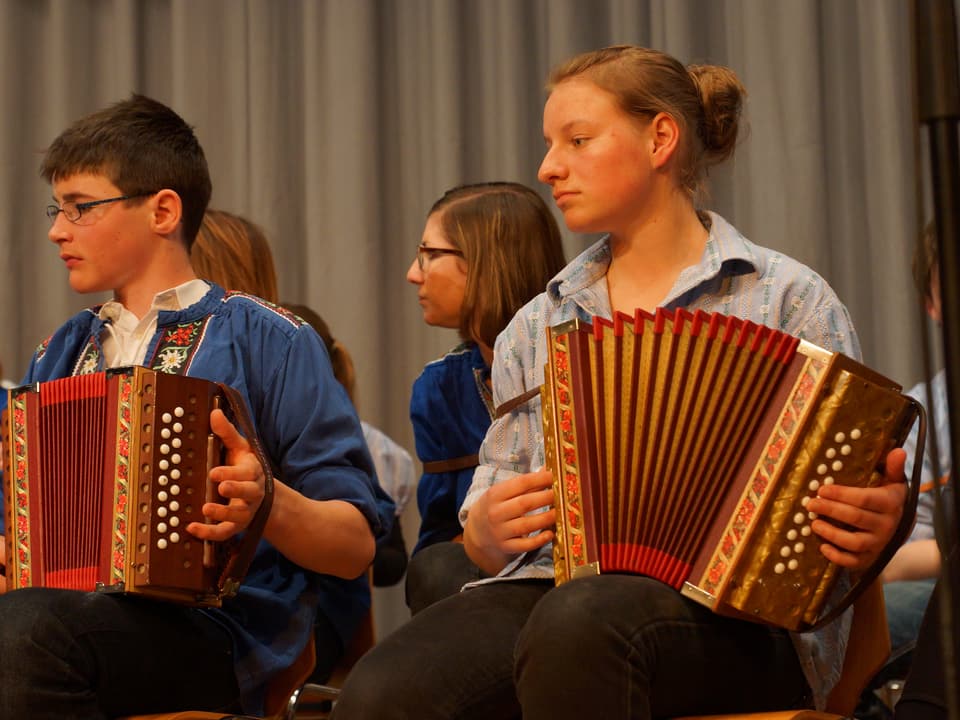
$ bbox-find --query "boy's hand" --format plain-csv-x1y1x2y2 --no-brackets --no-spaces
186,408,267,542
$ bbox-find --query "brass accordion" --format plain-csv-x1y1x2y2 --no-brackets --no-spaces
542,308,919,631
2,366,272,607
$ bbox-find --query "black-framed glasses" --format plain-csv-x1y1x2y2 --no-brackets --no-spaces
416,244,464,270
46,192,157,226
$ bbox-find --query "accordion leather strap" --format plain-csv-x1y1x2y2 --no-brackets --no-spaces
804,397,926,632
422,455,479,474
214,382,275,597
494,387,539,419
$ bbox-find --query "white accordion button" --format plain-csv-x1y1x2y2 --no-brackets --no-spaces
157,522,168,533
794,542,805,553
834,432,846,443
170,485,181,496
832,461,843,472
161,428,171,439
158,491,168,502
841,444,852,456
808,480,820,492
173,422,183,433
172,438,182,449
171,454,181,465
817,464,828,475
787,529,798,541
794,512,805,524
160,444,170,455
826,448,837,459
157,539,168,550
775,563,786,574
162,412,173,423
801,526,812,536
788,559,799,570
170,516,180,527
158,475,169,486
158,460,169,470
851,428,862,440
157,507,168,518
174,407,185,417
824,476,835,485
780,546,791,557
170,532,180,543
170,501,180,512
170,469,181,480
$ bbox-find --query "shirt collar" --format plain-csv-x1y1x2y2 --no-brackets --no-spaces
98,278,211,324
546,211,760,309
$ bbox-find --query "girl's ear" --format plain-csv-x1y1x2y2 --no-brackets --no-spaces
648,112,681,170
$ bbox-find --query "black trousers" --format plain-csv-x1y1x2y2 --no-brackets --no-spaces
333,574,809,720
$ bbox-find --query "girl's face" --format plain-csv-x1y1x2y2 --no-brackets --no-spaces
537,78,656,237
406,211,468,329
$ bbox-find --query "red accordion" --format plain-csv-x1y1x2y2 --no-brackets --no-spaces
542,308,920,631
2,366,271,607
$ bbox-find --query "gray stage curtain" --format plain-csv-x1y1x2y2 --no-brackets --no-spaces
0,0,935,637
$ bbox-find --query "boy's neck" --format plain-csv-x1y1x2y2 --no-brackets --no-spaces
114,266,200,320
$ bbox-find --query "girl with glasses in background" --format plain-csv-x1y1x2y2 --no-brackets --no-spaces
403,182,566,615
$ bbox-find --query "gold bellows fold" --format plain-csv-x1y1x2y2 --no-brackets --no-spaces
541,308,918,632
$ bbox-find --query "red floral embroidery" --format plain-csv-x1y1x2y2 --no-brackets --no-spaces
166,326,196,345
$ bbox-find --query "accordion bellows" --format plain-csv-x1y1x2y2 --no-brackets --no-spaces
542,308,917,631
3,367,243,606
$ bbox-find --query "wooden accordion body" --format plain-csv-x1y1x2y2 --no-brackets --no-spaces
542,308,919,631
2,367,238,606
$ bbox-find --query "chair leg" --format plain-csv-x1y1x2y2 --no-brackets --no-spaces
278,683,341,720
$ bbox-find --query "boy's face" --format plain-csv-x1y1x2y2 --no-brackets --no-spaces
48,173,157,297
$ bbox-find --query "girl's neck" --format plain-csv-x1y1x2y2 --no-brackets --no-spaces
605,198,708,316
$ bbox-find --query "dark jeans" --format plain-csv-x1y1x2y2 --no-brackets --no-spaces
333,574,809,720
0,587,240,719
884,578,937,659
405,541,485,615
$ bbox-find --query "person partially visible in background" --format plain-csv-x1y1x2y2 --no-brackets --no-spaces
192,208,279,303
283,301,414,589
403,181,567,615
882,221,953,663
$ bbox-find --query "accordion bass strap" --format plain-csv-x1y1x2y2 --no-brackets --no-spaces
803,397,926,632
213,382,275,597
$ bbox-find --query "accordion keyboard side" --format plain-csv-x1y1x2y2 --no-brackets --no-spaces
688,344,917,631
122,369,228,606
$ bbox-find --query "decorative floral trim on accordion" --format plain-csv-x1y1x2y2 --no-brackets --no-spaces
548,333,588,580
700,354,827,595
148,318,210,375
10,394,32,588
109,372,134,585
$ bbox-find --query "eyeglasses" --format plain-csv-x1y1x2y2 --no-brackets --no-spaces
416,244,464,270
46,192,157,226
